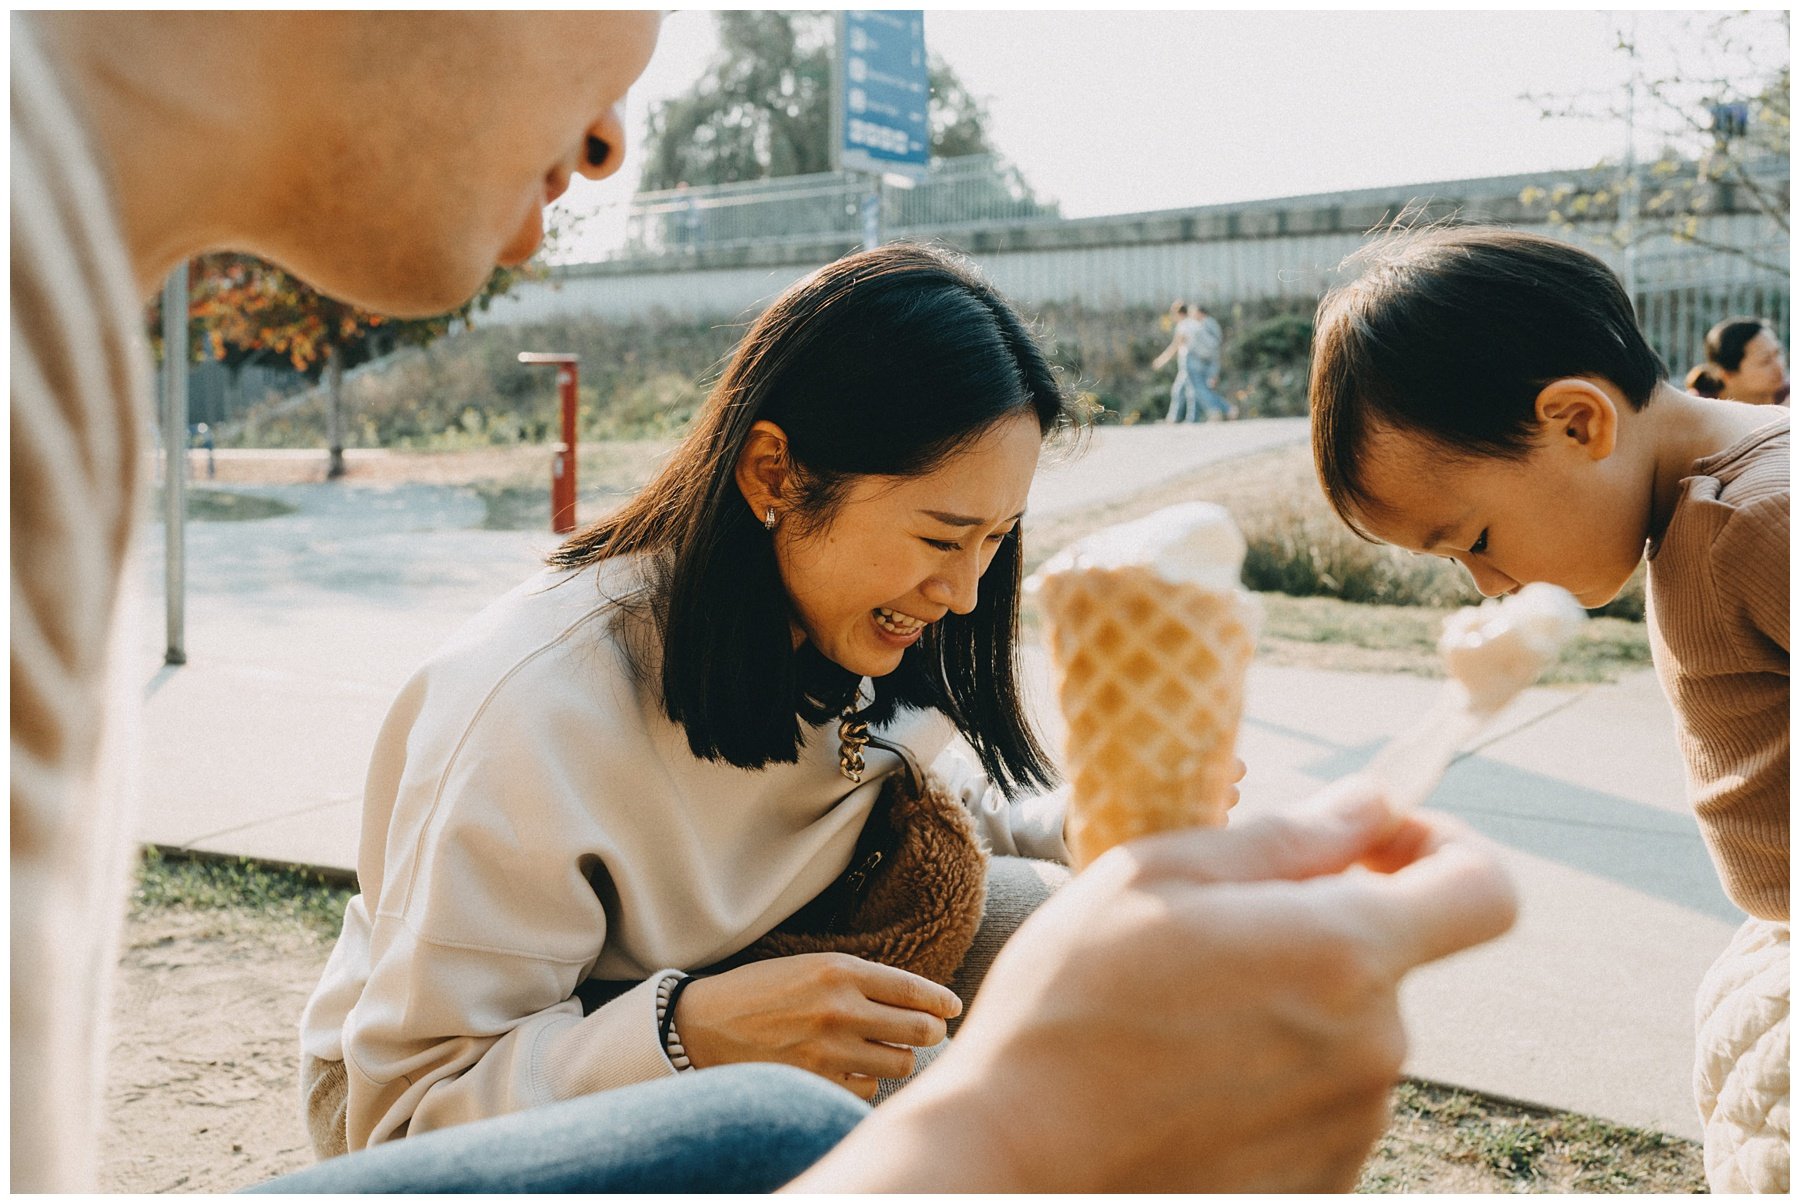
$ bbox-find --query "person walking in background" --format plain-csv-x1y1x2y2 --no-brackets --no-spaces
1705,316,1790,406
1152,299,1233,422
1184,300,1236,419
1152,300,1196,422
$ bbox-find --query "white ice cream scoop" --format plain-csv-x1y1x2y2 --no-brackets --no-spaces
1366,583,1587,816
1030,500,1248,593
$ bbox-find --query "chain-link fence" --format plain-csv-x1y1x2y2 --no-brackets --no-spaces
1633,248,1789,378
615,153,1058,257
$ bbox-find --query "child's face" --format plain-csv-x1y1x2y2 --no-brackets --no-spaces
1349,425,1651,608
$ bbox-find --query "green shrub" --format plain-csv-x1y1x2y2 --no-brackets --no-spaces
225,294,1326,449
1241,504,1480,608
1226,464,1648,619
134,847,351,939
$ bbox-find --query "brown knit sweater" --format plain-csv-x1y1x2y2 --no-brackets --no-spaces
1646,414,1790,922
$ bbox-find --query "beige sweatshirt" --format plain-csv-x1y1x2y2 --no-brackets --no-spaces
300,555,1069,1151
1646,413,1789,923
10,15,153,1192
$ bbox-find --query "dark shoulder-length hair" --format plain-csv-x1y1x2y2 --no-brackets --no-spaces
550,243,1073,800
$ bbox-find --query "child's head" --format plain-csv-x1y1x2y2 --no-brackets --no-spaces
1309,226,1667,608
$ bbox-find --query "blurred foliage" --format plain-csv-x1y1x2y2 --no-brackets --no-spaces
635,12,1056,249
147,255,535,377
641,11,1006,188
231,311,743,451
1520,10,1789,272
218,295,1322,452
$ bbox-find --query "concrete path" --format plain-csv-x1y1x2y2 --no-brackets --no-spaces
132,420,1739,1142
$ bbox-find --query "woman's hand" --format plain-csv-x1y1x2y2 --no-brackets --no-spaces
790,775,1519,1192
676,953,961,1100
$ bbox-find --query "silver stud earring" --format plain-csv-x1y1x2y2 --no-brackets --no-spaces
763,506,777,530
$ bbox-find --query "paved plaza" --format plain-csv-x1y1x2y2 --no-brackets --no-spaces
134,419,1739,1140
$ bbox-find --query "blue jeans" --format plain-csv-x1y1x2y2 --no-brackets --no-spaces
1167,356,1229,422
245,1063,869,1193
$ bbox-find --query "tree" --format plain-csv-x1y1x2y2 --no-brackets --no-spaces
1520,11,1789,273
641,11,837,188
635,11,1054,249
152,256,533,478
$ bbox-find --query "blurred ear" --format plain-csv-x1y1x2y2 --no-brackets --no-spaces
1534,378,1618,462
734,420,792,521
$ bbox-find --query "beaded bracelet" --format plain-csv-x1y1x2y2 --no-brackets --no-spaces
655,972,696,1072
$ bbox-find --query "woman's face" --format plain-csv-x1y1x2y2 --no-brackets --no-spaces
775,411,1043,679
1721,330,1790,406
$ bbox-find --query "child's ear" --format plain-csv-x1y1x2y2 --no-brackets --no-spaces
1534,378,1618,462
734,419,792,524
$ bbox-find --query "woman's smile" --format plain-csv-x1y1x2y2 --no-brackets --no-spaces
872,606,930,645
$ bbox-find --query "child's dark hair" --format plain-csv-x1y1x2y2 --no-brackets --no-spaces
550,243,1072,799
1309,226,1665,537
1704,316,1774,372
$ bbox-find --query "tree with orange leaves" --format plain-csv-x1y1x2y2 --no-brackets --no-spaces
163,253,531,478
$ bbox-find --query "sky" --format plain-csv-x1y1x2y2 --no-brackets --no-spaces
551,7,1789,259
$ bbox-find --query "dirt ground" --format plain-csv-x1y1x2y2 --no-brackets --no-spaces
102,901,1706,1194
102,909,325,1193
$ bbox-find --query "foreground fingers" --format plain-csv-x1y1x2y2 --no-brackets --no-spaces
1345,830,1520,977
1124,773,1395,885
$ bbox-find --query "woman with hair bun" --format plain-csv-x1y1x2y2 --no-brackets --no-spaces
1706,316,1790,406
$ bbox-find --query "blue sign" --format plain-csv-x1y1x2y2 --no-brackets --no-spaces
837,11,929,179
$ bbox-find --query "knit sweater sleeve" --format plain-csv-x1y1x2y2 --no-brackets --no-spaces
1716,491,1790,659
341,647,677,1150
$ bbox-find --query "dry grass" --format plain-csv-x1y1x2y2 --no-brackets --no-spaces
1023,442,1652,681
1358,1081,1705,1193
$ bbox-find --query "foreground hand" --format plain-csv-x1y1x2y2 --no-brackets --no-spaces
788,775,1518,1192
678,953,960,1100
1225,754,1247,811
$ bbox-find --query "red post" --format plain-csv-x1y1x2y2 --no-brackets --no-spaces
518,352,580,534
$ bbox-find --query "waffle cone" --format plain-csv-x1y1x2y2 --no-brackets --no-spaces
1038,565,1257,869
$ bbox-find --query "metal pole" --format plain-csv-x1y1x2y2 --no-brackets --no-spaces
862,177,882,251
555,360,579,534
830,12,846,176
1619,14,1639,305
161,262,188,665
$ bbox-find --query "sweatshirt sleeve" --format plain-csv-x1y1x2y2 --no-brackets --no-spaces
930,742,1071,864
1716,491,1790,659
341,656,679,1150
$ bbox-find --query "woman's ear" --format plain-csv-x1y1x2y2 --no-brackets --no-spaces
1534,378,1619,462
734,420,792,523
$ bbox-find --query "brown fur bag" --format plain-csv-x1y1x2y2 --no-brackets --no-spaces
719,754,989,987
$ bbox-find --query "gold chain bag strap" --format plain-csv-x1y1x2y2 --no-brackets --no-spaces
724,732,989,987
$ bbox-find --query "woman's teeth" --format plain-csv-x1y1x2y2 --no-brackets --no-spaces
874,607,927,636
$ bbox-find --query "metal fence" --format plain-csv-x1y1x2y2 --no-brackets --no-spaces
616,153,1058,257
1632,248,1790,377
